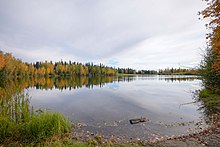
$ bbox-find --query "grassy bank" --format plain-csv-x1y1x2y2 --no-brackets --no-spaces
0,111,72,146
198,89,220,113
0,92,72,146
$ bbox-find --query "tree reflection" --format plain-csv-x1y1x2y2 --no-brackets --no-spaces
0,75,218,125
0,75,201,93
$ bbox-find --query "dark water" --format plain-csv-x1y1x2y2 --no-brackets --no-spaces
23,75,208,139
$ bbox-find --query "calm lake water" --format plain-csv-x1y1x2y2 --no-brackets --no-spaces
25,75,208,139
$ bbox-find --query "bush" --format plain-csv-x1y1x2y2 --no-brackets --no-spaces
199,49,220,93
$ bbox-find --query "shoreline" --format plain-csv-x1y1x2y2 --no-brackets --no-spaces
69,113,220,146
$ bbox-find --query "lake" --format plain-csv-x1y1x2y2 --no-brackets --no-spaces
20,75,208,140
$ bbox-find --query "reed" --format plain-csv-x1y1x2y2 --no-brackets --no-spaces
0,92,71,145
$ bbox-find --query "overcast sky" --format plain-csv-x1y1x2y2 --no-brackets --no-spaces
0,0,207,70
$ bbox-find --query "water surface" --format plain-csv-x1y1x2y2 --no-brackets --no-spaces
27,75,206,139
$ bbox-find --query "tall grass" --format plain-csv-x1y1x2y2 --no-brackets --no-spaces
0,92,71,145
198,89,220,114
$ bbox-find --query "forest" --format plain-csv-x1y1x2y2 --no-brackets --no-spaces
0,50,198,79
0,51,117,78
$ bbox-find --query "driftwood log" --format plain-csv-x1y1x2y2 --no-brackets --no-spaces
129,117,147,124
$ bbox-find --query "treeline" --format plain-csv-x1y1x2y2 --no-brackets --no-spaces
137,70,157,74
117,67,197,75
0,51,200,79
117,68,136,74
117,68,157,75
0,51,117,78
158,68,198,75
199,0,220,93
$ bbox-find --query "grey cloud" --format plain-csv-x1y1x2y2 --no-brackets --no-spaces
0,0,207,69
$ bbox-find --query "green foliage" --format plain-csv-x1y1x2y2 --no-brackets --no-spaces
0,70,7,88
35,134,143,147
20,112,71,143
0,92,71,145
199,89,220,107
158,68,198,75
117,68,137,74
44,137,88,147
198,89,220,115
0,111,71,145
199,49,220,93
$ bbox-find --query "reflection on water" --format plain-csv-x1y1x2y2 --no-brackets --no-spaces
33,76,116,90
0,75,201,92
0,75,215,140
0,93,32,122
